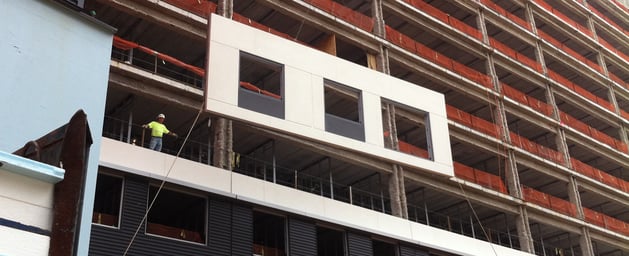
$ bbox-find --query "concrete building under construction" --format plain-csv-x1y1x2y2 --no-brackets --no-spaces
75,0,629,255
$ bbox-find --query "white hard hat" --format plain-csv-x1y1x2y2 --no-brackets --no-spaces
157,114,165,119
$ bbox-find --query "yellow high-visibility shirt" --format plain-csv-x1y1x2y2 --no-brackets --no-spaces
147,121,170,137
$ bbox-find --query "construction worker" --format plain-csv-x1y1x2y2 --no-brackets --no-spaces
142,113,177,152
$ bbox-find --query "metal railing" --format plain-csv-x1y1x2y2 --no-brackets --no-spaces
102,115,575,254
111,48,204,88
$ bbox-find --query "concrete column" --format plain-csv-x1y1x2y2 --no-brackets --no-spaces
211,0,234,171
515,206,535,253
372,0,406,218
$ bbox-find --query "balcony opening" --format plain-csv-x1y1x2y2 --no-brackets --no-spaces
382,99,430,160
92,172,123,227
253,211,286,256
317,226,346,256
239,52,284,119
506,110,558,153
146,186,206,243
529,221,582,255
372,239,396,256
325,80,364,141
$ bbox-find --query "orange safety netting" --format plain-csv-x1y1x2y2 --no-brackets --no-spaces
522,186,578,217
558,109,627,153
162,0,217,18
489,38,543,73
510,132,565,163
546,69,616,113
239,81,281,99
571,158,629,194
112,36,204,77
306,0,374,32
480,0,532,31
453,162,508,193
535,0,594,39
404,0,483,40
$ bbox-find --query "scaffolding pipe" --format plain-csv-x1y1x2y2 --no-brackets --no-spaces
470,216,476,239
504,213,513,248
126,112,133,144
272,140,276,184
328,159,334,200
349,186,353,205
119,118,124,142
423,190,429,226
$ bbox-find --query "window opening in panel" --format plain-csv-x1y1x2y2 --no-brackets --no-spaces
239,52,284,119
253,211,286,256
373,239,396,256
324,80,364,141
317,226,346,256
382,98,431,160
92,172,123,228
146,186,206,243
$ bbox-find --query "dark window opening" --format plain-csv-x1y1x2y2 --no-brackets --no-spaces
324,80,364,141
253,212,286,256
92,173,123,227
382,99,431,160
373,239,396,256
239,52,284,118
146,186,206,243
317,226,346,256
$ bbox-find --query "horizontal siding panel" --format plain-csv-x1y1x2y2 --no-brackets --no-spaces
289,218,317,256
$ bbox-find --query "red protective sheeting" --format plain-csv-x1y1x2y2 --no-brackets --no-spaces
113,36,204,77
239,82,281,99
422,2,449,24
603,215,628,234
163,0,217,18
538,30,562,48
571,158,595,179
560,111,591,136
615,140,628,153
535,0,553,12
308,0,333,13
385,25,401,45
502,84,528,105
522,186,550,208
598,171,621,190
527,97,553,117
474,170,507,193
453,162,476,182
434,52,454,70
470,116,499,138
549,196,577,217
583,208,605,227
398,140,429,158
509,132,523,147
447,16,482,40
446,105,472,125
490,38,517,59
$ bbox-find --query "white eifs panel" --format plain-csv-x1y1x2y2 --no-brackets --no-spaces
205,14,452,176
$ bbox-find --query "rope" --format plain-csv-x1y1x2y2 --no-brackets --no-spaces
122,104,204,256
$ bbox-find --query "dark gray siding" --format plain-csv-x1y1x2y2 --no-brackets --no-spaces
347,232,373,256
399,245,429,256
231,204,253,255
208,199,232,256
89,177,214,255
288,218,317,256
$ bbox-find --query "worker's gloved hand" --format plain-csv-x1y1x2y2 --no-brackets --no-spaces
142,124,148,128
171,132,178,137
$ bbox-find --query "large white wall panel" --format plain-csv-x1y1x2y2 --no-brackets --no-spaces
205,14,453,177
